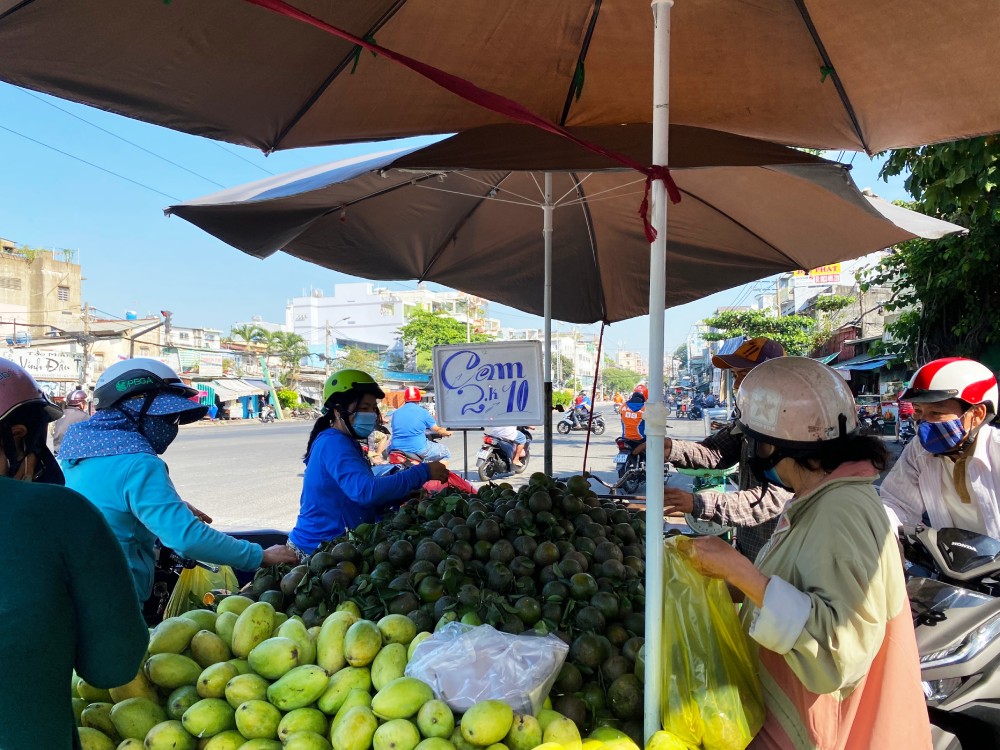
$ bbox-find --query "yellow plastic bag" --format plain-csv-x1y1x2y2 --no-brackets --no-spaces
660,536,764,750
164,563,239,619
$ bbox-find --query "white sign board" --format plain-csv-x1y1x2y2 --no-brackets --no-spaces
199,352,224,377
432,341,544,428
0,347,83,382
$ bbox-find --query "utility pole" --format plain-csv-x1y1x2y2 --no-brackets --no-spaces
465,294,472,343
325,320,331,376
81,302,91,388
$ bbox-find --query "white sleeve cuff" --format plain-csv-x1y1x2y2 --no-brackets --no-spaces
749,576,811,654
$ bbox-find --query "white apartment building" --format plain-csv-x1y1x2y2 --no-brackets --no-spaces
497,327,599,387
616,350,647,375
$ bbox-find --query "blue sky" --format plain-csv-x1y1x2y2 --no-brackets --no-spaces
0,82,910,359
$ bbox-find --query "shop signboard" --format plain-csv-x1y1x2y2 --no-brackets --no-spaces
198,352,224,377
793,263,842,285
432,341,544,427
0,347,83,382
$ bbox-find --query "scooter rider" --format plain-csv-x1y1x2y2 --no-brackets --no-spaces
881,357,1000,538
621,384,647,443
50,388,90,455
635,337,793,560
389,386,452,463
59,358,298,601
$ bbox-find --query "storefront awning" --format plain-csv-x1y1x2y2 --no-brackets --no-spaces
812,352,839,364
833,356,893,372
210,378,266,400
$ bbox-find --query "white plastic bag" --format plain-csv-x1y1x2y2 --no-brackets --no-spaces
404,622,568,714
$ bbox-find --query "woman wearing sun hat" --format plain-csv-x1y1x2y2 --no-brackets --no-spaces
60,358,297,606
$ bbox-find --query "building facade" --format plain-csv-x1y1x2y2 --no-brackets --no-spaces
0,240,82,344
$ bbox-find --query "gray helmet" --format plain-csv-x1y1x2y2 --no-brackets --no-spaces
94,358,197,410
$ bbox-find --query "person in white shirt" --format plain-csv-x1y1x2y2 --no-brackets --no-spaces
881,357,1000,538
485,424,527,467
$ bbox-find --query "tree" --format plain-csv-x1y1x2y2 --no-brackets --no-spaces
860,137,1000,364
228,324,267,348
701,309,816,356
602,366,644,394
397,309,493,371
266,331,310,387
334,347,383,379
673,344,688,369
558,354,574,381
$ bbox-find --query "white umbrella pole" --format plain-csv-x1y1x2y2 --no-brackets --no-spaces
645,0,673,742
543,172,554,476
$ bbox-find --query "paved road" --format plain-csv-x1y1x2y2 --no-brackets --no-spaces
166,404,711,531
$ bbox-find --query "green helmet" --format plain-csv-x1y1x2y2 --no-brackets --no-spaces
322,369,385,405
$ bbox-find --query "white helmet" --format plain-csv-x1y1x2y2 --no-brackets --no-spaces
736,357,859,446
901,357,998,415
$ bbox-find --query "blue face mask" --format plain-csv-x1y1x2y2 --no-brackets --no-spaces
352,412,377,439
763,465,786,488
918,417,968,455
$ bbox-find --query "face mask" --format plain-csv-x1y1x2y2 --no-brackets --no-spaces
352,412,377,439
141,416,180,454
763,465,787,488
918,417,968,455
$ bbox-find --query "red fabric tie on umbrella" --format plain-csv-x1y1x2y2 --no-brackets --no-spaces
243,0,681,240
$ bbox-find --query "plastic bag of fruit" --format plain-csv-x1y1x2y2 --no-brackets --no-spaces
659,536,764,750
405,621,568,714
163,563,239,619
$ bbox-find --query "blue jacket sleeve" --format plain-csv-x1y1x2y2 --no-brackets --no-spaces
124,454,264,571
323,441,431,508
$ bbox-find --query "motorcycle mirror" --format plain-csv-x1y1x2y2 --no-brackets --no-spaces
554,405,565,412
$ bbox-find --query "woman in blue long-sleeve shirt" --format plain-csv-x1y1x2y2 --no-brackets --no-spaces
289,369,448,556
60,358,297,611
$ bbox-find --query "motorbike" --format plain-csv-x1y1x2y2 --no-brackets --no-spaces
898,416,916,445
613,402,623,415
258,404,275,423
686,403,704,421
857,408,885,436
557,409,606,435
476,427,532,481
387,432,446,468
901,525,1000,748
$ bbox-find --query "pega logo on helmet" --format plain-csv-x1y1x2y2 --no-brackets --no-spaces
115,376,155,392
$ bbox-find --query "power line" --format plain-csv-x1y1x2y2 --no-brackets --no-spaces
16,88,227,188
0,122,180,201
205,140,275,176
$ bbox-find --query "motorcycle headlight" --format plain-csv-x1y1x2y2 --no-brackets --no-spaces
920,612,1000,669
922,677,965,702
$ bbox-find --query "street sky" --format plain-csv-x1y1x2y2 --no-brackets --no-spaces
0,82,910,360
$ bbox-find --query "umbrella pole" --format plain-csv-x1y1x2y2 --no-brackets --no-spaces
543,172,554,477
645,0,673,742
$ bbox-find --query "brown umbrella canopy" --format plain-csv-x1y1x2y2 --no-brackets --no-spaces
167,125,963,323
1,0,998,153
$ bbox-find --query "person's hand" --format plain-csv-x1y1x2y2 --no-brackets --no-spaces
680,536,743,580
663,488,695,516
426,461,450,482
185,502,213,523
262,545,299,566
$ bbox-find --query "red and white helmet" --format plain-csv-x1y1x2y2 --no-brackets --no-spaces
902,358,998,415
404,386,422,403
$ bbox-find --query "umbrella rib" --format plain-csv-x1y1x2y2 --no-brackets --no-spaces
794,0,868,153
414,183,540,208
270,0,410,152
0,0,35,22
418,173,514,282
571,173,610,322
555,172,594,205
555,175,646,206
445,170,546,205
559,0,603,126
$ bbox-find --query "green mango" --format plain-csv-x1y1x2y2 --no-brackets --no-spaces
276,618,316,665
191,630,232,668
224,672,270,709
460,700,514,747
417,700,455,739
329,688,372,737
266,664,329,711
542,716,583,750
115,739,144,749
329,706,377,750
315,612,356,674
109,669,159,704
202,729,249,750
414,740,457,750
76,727,116,750
226,658,252,675
197,661,240,699
143,719,197,750
284,731,333,750
181,697,236,738
407,631,432,661
215,595,254,616
277,706,328,742
76,678,113,703
371,676,434,721
166,685,201,721
343,620,382,667
505,714,542,750
149,617,200,655
240,740,283,750
272,611,289,629
180,608,218,632
374,719,421,750
145,653,202,689
247,636,300,680
234,699,282,740
80,702,120,744
371,643,407,691
215,611,239,649
316,666,371,715
377,614,417,646
109,697,167,740
71,697,87,726
231,602,275,659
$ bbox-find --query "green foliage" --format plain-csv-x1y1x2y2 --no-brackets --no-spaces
701,309,815,356
398,309,493,372
229,324,267,346
551,389,573,409
334,347,382,379
861,136,1000,361
812,294,855,313
558,354,574,379
673,344,688,368
601,366,645,394
275,388,299,410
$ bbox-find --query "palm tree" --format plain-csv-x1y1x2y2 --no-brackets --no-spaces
226,324,267,349
267,331,310,388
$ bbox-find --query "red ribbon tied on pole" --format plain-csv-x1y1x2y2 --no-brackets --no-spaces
243,0,682,240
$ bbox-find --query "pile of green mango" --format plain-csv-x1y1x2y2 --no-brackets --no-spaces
73,596,646,750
